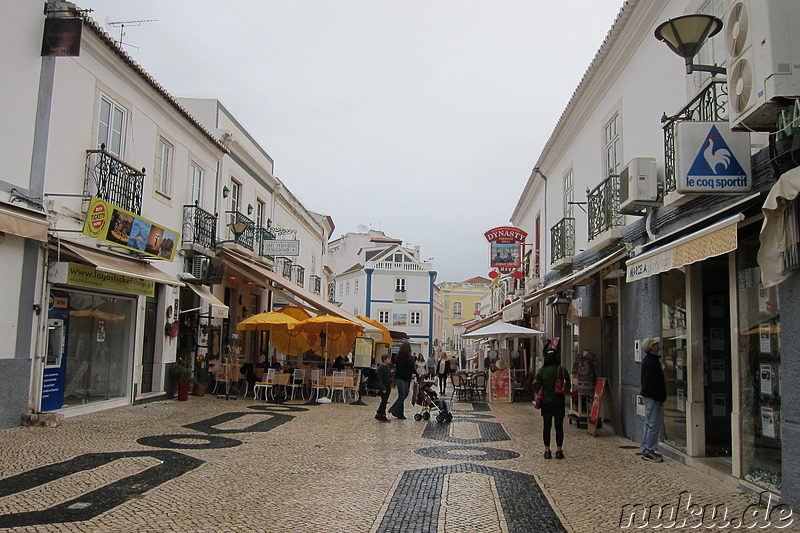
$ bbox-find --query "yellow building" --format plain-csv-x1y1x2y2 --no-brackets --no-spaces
437,277,490,353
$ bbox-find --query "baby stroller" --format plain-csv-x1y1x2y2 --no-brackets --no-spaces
412,380,453,423
361,367,379,396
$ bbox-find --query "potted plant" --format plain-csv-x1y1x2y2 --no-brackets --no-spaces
193,354,208,396
169,361,196,401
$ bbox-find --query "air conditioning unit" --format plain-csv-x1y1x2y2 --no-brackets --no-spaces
190,256,209,280
724,0,800,131
619,157,659,214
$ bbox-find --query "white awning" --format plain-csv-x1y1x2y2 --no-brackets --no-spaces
758,166,800,288
626,214,743,283
502,299,523,322
60,242,183,286
184,282,229,319
0,204,48,241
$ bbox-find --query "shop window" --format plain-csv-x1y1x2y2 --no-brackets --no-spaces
661,268,687,452
737,232,782,493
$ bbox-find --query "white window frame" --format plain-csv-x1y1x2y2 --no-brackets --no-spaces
395,278,406,292
155,137,174,196
188,162,203,206
410,311,421,325
378,310,390,324
604,112,622,177
256,198,266,228
230,179,241,214
98,94,126,158
453,302,462,319
354,280,359,294
345,281,350,295
563,168,574,219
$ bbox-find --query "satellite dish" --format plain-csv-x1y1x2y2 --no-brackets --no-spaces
356,224,368,233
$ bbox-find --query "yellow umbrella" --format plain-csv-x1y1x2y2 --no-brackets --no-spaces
236,311,299,331
292,315,363,360
280,305,314,321
356,315,392,345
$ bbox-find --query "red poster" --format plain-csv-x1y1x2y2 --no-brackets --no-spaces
588,378,606,426
489,368,511,402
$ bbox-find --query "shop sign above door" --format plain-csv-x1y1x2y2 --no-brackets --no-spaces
82,197,180,261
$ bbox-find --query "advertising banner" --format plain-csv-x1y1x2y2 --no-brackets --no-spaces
484,226,527,274
82,197,179,261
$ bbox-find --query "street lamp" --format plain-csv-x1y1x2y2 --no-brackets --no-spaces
654,14,725,76
228,220,248,241
551,292,571,317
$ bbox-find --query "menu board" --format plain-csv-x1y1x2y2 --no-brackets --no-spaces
353,337,374,368
489,368,511,402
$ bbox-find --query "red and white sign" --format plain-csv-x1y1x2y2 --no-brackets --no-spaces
484,226,527,274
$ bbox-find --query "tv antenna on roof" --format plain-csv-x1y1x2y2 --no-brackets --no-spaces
106,18,158,48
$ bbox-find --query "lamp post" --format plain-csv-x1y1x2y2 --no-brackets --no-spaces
551,292,571,317
654,14,725,76
228,221,247,242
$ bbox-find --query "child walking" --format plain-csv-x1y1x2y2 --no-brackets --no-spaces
375,353,392,422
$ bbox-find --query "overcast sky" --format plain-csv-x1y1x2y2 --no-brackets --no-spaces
84,0,624,283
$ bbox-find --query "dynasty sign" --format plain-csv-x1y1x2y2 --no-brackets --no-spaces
484,226,527,274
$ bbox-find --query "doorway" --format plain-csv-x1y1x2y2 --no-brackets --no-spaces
702,257,732,458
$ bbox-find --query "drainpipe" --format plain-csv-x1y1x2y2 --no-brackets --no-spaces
428,270,437,357
365,268,374,317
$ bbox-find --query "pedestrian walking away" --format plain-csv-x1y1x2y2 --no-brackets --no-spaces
640,337,666,462
534,342,570,460
427,351,436,379
375,353,393,422
437,352,452,395
415,353,427,380
388,341,416,419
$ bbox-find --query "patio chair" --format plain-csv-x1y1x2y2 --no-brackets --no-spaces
472,372,487,402
450,373,466,402
330,371,347,402
254,368,276,401
345,368,360,402
286,368,305,401
310,369,327,402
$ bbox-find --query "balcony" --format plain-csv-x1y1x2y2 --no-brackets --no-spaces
394,290,407,302
310,275,322,295
84,146,145,215
292,264,305,288
550,217,575,270
371,261,429,271
587,174,624,250
276,257,293,280
662,79,728,196
181,203,217,253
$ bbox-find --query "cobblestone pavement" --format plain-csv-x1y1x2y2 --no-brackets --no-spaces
0,392,774,532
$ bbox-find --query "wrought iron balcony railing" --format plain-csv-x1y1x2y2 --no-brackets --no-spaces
276,257,292,280
84,146,145,215
292,265,305,288
182,203,217,251
588,175,624,241
662,79,728,193
223,210,255,251
550,217,575,264
310,275,322,295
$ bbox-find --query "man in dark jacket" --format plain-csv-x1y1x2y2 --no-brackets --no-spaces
640,337,666,462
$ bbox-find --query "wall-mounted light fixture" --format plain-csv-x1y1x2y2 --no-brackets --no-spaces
222,185,230,198
654,14,725,76
247,204,253,215
551,291,571,317
228,220,248,241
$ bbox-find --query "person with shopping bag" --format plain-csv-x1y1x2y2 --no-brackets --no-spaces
533,341,571,460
